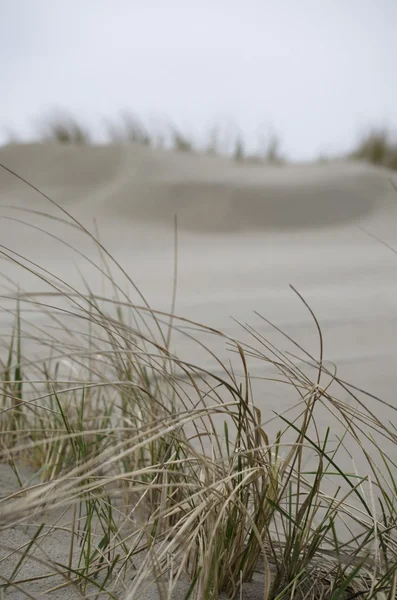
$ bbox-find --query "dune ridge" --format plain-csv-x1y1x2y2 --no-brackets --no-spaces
0,143,395,232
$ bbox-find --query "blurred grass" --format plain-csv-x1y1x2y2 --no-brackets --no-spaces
37,112,92,145
3,109,286,165
6,111,397,171
350,128,397,170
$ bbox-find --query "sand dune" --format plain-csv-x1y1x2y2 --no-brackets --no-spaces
1,141,397,384
1,141,397,393
0,143,395,232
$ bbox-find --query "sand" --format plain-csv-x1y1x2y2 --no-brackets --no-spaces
0,142,394,232
0,142,397,598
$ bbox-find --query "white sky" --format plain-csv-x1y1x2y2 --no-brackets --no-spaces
1,0,397,160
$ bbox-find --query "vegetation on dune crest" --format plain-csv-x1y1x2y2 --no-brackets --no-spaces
350,129,397,170
37,112,92,145
0,166,396,598
3,110,286,164
5,110,397,170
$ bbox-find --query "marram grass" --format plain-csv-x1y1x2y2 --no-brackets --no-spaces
0,166,396,599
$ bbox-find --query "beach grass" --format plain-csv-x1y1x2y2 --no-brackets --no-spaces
36,112,92,146
350,128,397,171
4,110,285,165
0,168,397,599
5,111,397,171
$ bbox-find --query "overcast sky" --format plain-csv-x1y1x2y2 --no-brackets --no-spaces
1,1,397,160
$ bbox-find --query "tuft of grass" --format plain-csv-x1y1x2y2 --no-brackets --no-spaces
263,133,284,164
36,111,91,145
0,165,397,599
105,112,153,146
350,128,397,170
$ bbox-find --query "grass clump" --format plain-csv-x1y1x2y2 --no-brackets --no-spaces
0,167,396,599
36,111,91,145
351,128,397,170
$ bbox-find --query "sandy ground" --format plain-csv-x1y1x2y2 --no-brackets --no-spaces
0,142,397,598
